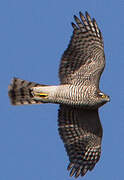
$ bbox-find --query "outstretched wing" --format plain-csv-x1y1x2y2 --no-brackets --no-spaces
59,12,105,87
58,105,103,178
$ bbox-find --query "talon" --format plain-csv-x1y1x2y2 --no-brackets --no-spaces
34,92,48,98
39,93,48,98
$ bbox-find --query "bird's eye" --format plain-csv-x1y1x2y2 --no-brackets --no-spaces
101,94,106,98
99,93,106,99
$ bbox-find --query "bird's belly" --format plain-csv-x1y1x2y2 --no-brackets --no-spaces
55,85,97,107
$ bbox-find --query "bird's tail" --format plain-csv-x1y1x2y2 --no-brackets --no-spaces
8,78,48,105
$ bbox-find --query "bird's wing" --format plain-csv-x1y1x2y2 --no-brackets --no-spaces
59,12,105,87
58,105,103,178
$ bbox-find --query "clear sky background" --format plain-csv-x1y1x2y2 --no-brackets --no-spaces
0,0,124,180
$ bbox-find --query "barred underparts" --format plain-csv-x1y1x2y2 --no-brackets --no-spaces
8,12,110,178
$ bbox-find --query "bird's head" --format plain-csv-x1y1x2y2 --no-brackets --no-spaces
97,92,110,106
98,92,110,105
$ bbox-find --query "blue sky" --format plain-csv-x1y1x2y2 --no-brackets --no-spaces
0,0,124,179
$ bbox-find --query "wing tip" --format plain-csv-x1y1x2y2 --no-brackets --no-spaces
71,22,78,30
67,162,89,178
74,11,102,39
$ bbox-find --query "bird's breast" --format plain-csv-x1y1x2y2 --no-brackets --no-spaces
54,84,98,107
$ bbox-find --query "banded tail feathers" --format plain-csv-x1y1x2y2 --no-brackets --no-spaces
8,78,49,105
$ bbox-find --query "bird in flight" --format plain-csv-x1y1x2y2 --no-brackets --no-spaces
8,11,110,178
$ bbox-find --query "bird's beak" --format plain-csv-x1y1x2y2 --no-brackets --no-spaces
107,96,110,102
